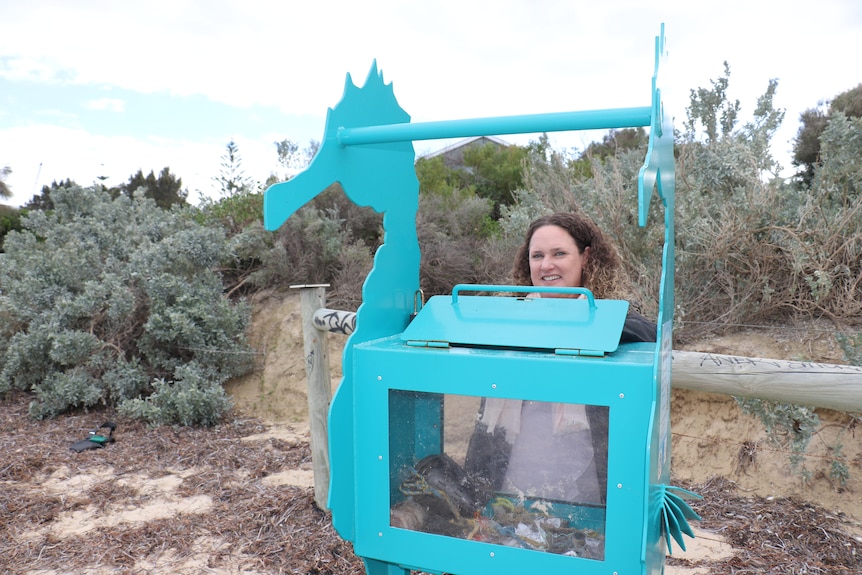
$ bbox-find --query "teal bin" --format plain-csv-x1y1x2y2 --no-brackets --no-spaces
348,285,686,575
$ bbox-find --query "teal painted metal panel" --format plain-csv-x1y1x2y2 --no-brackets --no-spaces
352,338,655,575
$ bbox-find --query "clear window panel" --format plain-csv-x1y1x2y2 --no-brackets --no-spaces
389,390,607,560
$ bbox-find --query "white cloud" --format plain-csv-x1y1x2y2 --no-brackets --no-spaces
0,54,64,83
3,2,858,129
86,98,125,113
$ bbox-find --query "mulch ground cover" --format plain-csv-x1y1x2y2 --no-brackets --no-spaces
2,392,860,574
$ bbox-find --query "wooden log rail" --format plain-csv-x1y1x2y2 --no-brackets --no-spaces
671,351,862,413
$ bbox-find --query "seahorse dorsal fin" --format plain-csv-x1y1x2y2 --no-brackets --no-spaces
365,59,380,86
342,71,358,99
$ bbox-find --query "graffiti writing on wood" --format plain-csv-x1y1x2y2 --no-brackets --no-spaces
314,309,356,335
692,353,862,373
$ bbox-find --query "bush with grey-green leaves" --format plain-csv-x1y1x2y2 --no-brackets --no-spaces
0,184,253,425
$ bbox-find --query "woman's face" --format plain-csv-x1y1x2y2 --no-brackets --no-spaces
528,224,589,296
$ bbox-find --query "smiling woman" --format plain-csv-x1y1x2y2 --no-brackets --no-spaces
513,212,632,302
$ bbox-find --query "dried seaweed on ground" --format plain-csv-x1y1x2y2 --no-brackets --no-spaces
2,392,860,574
671,476,862,575
0,392,365,574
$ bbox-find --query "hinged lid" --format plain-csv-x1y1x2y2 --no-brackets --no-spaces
401,284,629,355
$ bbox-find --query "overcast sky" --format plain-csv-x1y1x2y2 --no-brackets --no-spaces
1,1,860,207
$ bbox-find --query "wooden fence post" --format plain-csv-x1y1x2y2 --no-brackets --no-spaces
291,284,332,510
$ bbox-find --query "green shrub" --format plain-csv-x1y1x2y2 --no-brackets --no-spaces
837,332,862,367
194,188,264,235
0,184,252,425
734,397,820,480
417,188,499,297
118,363,232,427
489,73,861,340
247,184,382,299
0,205,25,251
327,240,375,312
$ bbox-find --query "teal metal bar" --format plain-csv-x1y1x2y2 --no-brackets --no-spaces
336,106,652,146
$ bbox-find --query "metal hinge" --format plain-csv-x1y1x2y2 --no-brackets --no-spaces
405,340,450,349
555,348,605,357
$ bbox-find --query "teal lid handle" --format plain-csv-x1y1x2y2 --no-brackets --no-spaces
451,284,596,309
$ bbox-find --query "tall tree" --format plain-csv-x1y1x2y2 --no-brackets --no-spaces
214,140,254,197
568,128,650,179
682,61,741,144
792,83,862,185
25,179,78,211
275,138,320,177
415,139,528,219
0,165,11,200
462,142,529,218
0,204,23,252
583,128,649,160
119,167,187,209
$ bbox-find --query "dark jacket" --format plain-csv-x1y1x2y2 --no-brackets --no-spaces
620,310,658,344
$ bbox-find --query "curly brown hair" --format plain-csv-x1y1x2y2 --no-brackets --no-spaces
511,212,629,300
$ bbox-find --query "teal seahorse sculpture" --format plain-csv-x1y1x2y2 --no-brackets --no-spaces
263,62,420,543
264,25,699,574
